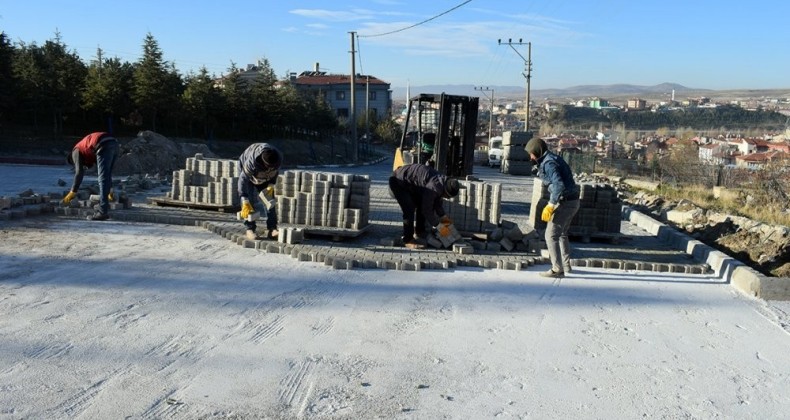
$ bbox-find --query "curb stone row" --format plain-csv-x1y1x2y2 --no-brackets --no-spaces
5,199,718,275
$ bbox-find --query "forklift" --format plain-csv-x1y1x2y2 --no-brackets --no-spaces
394,93,479,178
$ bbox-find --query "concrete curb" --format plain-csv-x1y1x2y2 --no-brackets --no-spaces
3,182,787,300
623,206,790,300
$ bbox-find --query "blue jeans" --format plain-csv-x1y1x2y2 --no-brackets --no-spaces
241,182,278,232
96,140,118,215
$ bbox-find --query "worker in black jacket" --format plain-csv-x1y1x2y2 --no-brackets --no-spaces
389,163,461,249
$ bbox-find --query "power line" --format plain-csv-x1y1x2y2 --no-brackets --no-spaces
358,0,473,38
356,34,364,75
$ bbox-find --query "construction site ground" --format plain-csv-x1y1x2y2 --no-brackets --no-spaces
2,159,790,418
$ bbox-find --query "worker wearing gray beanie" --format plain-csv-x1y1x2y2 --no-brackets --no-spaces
525,137,548,159
526,137,580,278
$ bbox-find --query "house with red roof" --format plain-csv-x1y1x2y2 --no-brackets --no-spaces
288,64,392,120
734,150,788,169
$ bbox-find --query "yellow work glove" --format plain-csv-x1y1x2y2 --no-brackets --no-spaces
541,203,557,223
108,188,114,201
240,198,254,219
261,186,276,209
439,215,452,225
437,223,452,238
62,191,77,205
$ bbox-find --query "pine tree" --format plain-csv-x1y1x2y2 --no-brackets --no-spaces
132,33,173,131
182,66,222,138
83,47,134,132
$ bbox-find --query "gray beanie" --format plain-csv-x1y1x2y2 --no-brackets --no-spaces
525,137,547,157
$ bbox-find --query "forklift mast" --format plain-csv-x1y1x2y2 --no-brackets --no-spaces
397,93,479,178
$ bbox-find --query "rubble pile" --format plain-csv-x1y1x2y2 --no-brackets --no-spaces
624,188,790,277
114,131,216,176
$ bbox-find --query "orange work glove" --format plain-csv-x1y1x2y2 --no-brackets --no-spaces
541,203,557,223
437,224,452,238
62,191,77,205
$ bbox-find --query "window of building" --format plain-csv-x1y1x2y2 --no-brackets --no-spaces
369,91,377,100
336,91,346,100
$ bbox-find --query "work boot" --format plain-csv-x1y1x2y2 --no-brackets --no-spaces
246,230,259,240
402,219,415,242
539,269,565,278
87,212,109,221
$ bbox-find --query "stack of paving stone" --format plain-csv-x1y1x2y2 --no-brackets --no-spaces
529,177,622,236
500,131,534,176
167,154,240,207
444,179,501,233
165,155,370,231
274,170,370,230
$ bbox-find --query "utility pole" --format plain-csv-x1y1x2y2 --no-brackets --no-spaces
474,86,495,142
349,32,358,162
365,75,370,158
498,39,532,131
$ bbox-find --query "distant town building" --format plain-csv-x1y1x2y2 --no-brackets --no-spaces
626,98,647,110
589,97,609,109
735,150,788,169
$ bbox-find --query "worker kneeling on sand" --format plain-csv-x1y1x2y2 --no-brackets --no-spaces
238,143,282,240
63,131,119,221
388,163,461,249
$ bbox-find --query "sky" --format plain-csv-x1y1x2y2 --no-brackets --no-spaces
1,0,788,93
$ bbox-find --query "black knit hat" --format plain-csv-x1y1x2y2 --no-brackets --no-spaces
261,147,283,169
444,178,462,198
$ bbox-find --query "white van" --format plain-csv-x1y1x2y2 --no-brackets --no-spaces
487,136,503,167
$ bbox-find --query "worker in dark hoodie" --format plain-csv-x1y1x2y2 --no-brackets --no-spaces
526,137,580,278
389,163,461,249
238,143,283,240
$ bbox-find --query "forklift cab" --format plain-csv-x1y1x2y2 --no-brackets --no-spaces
394,93,479,178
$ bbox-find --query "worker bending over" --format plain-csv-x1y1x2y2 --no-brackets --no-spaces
238,143,283,240
389,163,461,249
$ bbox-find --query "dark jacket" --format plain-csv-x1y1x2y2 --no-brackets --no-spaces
392,164,448,226
536,151,579,205
238,143,279,198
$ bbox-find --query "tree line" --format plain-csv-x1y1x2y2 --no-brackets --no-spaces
0,31,342,142
544,104,787,131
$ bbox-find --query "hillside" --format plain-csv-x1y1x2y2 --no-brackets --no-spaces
391,83,790,102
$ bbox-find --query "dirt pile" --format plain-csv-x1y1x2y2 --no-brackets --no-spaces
625,190,790,277
114,131,216,176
